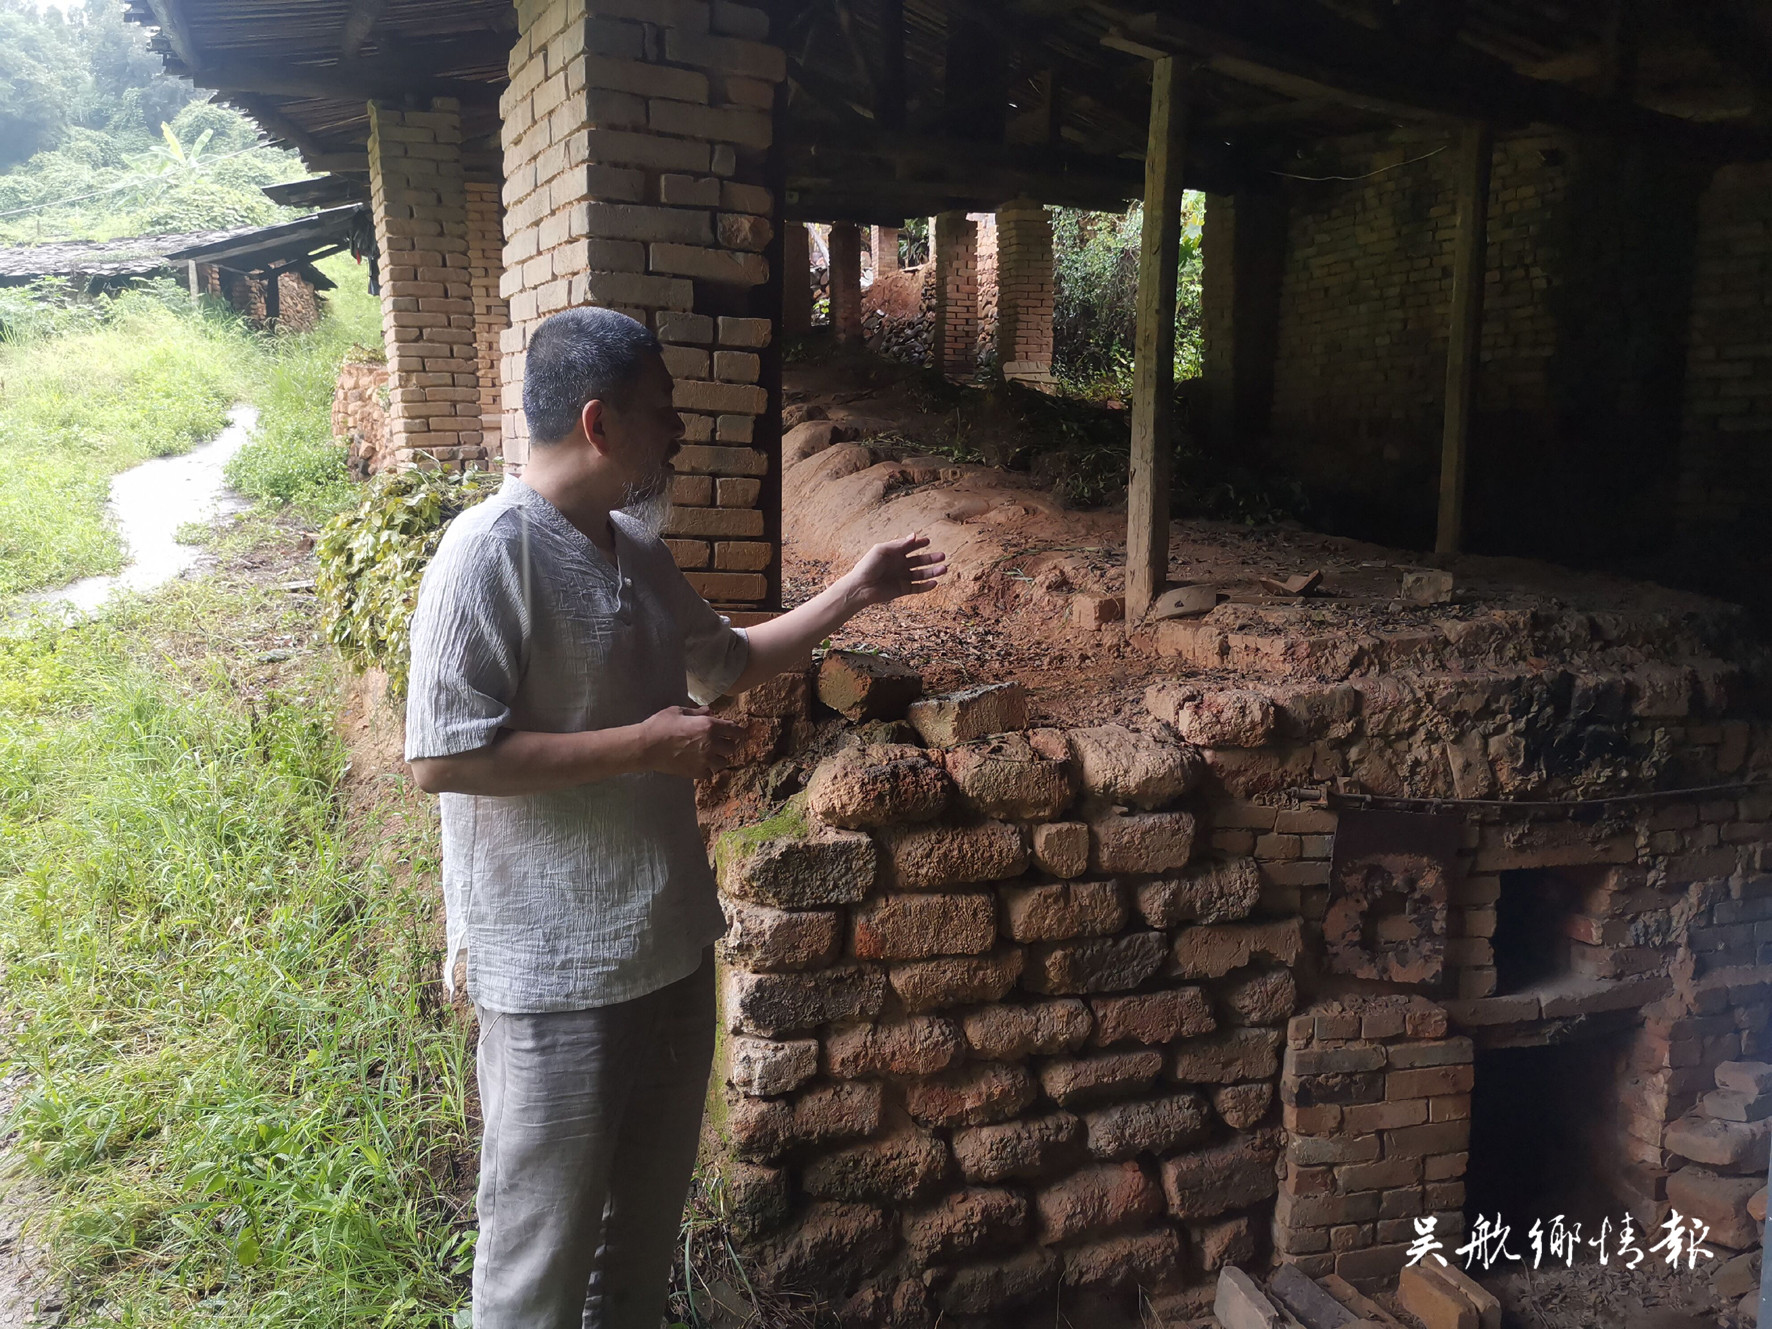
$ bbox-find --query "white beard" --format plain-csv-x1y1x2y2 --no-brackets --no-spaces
619,467,673,540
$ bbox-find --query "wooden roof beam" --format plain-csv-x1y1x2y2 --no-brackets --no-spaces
143,0,201,73
189,57,499,106
1096,3,1766,154
341,0,391,62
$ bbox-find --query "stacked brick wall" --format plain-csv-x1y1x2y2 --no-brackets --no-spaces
367,98,488,472
499,0,784,607
932,212,979,379
331,357,392,477
1266,128,1569,540
714,672,1307,1321
1276,996,1471,1284
465,181,509,461
705,606,1772,1316
275,272,321,332
994,201,1054,386
974,212,998,369
1676,161,1772,554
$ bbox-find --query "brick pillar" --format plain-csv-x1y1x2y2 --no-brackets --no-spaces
994,199,1054,386
1201,190,1285,457
500,0,786,608
931,210,978,378
872,225,899,274
366,97,485,471
828,221,863,343
465,180,510,463
783,221,812,333
1275,996,1469,1289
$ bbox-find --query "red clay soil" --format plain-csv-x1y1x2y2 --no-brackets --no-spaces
779,350,1750,730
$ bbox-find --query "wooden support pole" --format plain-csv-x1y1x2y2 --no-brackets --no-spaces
829,221,864,342
1434,120,1492,555
1126,56,1188,621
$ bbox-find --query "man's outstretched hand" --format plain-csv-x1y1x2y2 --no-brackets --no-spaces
843,533,949,609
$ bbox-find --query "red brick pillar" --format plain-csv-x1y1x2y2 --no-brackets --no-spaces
500,0,787,608
828,221,863,343
783,221,812,333
872,225,899,274
366,97,485,471
932,210,979,378
995,199,1054,386
465,180,509,464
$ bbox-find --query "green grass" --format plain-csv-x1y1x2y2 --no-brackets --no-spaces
225,254,384,523
0,253,384,601
0,291,253,596
0,548,476,1327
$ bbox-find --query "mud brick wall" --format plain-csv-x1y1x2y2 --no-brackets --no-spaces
1674,160,1772,609
1276,996,1471,1285
500,0,784,607
1266,127,1568,544
701,606,1772,1315
932,211,979,379
994,201,1055,387
274,272,321,332
464,181,509,461
973,212,998,368
713,676,1312,1322
366,98,489,473
331,358,392,477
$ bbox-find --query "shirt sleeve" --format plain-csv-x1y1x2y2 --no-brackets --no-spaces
655,547,751,705
404,521,530,761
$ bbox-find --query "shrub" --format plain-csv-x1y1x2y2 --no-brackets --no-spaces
1051,199,1204,400
315,467,498,695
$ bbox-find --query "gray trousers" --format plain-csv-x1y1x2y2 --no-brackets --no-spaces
472,951,715,1329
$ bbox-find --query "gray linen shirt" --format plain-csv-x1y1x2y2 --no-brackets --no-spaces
403,476,750,1013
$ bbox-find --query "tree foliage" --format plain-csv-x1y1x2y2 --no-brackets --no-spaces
1050,196,1205,399
0,0,305,242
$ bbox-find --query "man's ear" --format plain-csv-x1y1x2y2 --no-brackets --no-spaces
579,398,613,458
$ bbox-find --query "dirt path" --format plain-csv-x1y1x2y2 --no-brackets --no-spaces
0,1051,59,1328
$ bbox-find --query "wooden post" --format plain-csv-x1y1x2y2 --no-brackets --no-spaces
1435,120,1492,555
1127,56,1187,621
187,259,200,306
828,221,863,342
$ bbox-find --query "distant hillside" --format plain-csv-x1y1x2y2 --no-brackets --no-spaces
0,0,306,244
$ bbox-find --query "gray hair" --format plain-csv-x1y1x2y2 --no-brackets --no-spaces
522,306,662,445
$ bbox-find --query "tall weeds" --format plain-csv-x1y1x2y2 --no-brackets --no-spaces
0,577,476,1326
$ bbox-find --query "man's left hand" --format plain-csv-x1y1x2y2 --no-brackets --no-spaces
844,534,949,608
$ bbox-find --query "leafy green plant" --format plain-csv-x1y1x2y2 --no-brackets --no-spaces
316,467,498,694
1051,199,1204,400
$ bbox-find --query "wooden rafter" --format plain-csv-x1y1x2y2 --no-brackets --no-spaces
341,0,391,61
142,0,201,72
190,56,498,105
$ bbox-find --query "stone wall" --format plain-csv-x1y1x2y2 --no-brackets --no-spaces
499,0,784,608
332,357,392,477
705,619,1772,1319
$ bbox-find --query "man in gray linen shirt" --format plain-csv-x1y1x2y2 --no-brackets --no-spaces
404,305,946,1329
